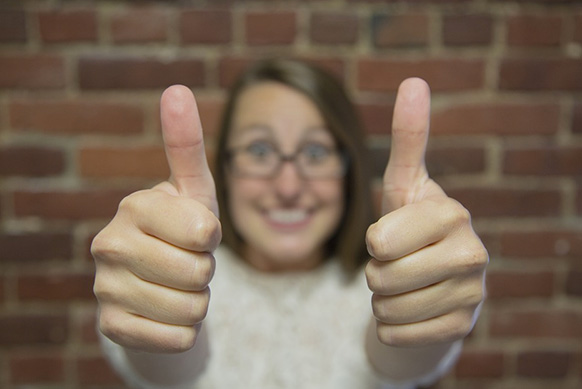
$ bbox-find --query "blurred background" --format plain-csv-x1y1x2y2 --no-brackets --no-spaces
0,0,581,388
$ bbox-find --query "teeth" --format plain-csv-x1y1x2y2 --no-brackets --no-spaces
269,209,308,224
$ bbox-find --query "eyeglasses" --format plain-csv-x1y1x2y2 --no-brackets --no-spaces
226,141,348,179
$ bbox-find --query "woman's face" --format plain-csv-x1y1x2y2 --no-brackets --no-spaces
226,82,345,272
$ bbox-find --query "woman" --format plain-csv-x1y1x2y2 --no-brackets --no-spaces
92,59,488,388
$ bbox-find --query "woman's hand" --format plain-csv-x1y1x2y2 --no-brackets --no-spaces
365,78,488,347
91,85,221,353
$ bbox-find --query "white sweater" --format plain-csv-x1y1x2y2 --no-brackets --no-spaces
100,246,462,389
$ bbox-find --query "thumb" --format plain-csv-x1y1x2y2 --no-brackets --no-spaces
383,77,431,212
160,85,218,216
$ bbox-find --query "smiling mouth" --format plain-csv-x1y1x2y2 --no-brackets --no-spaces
266,209,311,227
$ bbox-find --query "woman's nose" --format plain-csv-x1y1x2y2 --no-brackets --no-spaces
272,160,304,201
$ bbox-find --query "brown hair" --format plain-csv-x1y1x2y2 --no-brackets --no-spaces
214,58,374,273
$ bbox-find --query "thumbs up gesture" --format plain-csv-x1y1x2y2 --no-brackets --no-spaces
92,85,221,353
365,79,488,347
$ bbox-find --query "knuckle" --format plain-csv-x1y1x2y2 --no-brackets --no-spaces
375,321,392,346
98,308,123,343
176,326,198,352
454,314,475,340
365,260,395,295
118,189,160,227
371,294,393,323
467,276,487,307
91,231,125,265
440,198,471,230
117,191,142,217
187,209,222,250
92,274,107,301
90,227,119,263
93,265,117,304
458,241,489,274
445,310,476,342
465,289,485,310
191,253,216,288
376,322,406,347
366,222,395,259
365,261,382,292
466,276,487,311
119,189,154,212
187,288,211,324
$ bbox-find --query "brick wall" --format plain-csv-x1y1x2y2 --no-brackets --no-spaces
1,1,581,388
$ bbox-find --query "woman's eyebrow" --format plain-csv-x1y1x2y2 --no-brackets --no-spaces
233,123,273,135
300,126,334,141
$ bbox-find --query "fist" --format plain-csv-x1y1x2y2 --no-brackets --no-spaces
365,78,488,347
91,85,221,353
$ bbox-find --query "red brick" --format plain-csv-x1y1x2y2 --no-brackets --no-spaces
486,270,554,299
79,146,169,179
431,103,560,136
445,187,561,218
197,97,225,137
490,0,581,3
78,56,205,89
13,189,135,221
517,351,572,377
443,14,493,46
349,0,471,2
357,102,394,135
17,272,95,301
0,9,26,42
573,103,582,134
0,314,68,345
218,56,345,89
500,230,582,259
478,232,501,258
507,15,563,47
9,99,144,135
219,57,255,88
566,269,582,296
574,14,582,43
369,145,485,178
180,9,232,44
503,146,582,176
0,232,72,263
357,58,485,92
500,58,582,91
455,350,504,378
371,13,428,48
427,147,486,177
110,7,168,43
77,356,125,385
0,54,65,89
293,58,346,83
0,146,65,177
245,11,296,45
310,12,359,45
490,310,582,338
80,311,99,344
10,354,65,384
38,9,97,43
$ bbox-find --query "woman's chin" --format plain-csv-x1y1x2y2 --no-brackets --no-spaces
246,244,322,272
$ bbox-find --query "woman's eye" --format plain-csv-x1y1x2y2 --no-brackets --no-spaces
246,141,276,158
301,143,331,161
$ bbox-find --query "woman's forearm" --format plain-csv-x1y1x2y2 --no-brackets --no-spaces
118,324,210,388
364,318,461,384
